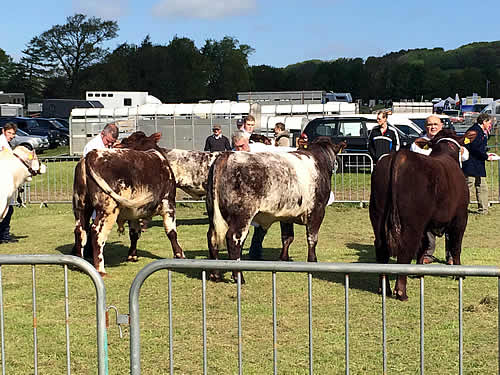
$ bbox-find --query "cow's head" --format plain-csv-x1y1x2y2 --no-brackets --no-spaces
115,131,162,151
427,129,466,163
13,146,46,177
250,133,272,145
308,137,346,170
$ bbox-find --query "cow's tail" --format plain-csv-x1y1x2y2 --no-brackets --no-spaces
212,193,229,249
87,163,153,208
385,154,402,257
207,159,229,249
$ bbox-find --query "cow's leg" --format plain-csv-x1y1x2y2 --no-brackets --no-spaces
375,240,392,297
91,208,119,276
416,231,430,264
161,199,185,259
226,223,250,284
394,250,416,301
279,222,294,261
207,222,223,282
446,216,467,266
73,194,93,258
73,216,86,258
127,219,142,262
305,207,326,262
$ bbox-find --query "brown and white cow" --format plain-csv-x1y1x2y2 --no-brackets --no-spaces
369,129,472,301
119,131,222,199
72,146,184,275
206,137,345,283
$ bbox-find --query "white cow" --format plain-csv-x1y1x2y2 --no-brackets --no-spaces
0,147,46,220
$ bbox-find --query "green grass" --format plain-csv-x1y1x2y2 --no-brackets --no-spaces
0,203,498,373
39,145,70,157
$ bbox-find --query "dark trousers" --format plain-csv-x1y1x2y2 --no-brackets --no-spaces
0,206,14,240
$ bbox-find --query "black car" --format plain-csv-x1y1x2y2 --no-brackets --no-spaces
302,115,418,153
0,117,67,148
301,115,419,171
29,118,69,146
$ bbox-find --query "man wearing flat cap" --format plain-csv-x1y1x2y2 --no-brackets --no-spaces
204,124,231,152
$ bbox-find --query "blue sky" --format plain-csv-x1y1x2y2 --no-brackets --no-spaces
2,0,499,68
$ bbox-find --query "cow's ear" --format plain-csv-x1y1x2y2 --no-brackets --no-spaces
414,137,429,149
152,132,162,142
463,130,477,145
333,141,347,154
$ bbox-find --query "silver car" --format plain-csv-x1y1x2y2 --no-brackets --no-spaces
10,129,50,153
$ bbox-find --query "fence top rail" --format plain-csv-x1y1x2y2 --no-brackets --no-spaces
0,254,105,290
131,259,500,285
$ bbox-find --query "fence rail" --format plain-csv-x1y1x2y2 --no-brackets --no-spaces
24,155,500,206
0,255,108,375
129,259,500,375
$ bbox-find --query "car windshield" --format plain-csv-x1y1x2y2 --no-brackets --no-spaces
410,119,427,132
16,129,30,136
50,120,67,130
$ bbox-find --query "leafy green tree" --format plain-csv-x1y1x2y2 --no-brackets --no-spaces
249,65,288,91
0,49,16,91
202,37,254,100
24,13,118,97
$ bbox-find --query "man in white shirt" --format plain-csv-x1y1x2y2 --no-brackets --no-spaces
0,122,18,243
0,122,16,152
241,115,256,139
83,122,119,156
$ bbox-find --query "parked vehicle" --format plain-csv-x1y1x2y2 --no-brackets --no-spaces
10,129,50,153
302,115,419,154
0,117,67,148
29,118,69,145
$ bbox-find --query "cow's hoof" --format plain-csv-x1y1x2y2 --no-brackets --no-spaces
174,252,185,259
209,272,222,282
127,255,138,262
395,291,408,302
377,287,393,297
98,272,109,278
446,259,454,265
231,274,245,284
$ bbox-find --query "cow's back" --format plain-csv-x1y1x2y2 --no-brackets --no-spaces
85,149,175,207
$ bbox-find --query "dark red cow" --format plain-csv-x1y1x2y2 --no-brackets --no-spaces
369,129,474,300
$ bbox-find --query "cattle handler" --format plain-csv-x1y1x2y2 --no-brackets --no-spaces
0,122,19,243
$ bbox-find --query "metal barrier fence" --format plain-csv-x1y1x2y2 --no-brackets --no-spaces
0,255,108,375
25,155,500,206
129,259,500,375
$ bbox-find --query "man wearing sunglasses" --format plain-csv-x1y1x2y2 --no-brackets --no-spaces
204,124,231,152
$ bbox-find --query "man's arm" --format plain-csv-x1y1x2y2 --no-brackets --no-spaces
224,137,231,151
204,137,211,152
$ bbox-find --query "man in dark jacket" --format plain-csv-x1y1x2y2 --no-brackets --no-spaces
204,124,231,152
368,111,400,162
462,113,494,214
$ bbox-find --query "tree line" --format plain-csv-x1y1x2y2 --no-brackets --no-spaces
0,14,499,105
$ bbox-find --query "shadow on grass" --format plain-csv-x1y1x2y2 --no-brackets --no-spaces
312,242,382,297
170,246,285,282
55,242,163,270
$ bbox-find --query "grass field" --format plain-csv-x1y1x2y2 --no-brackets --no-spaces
0,203,498,374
